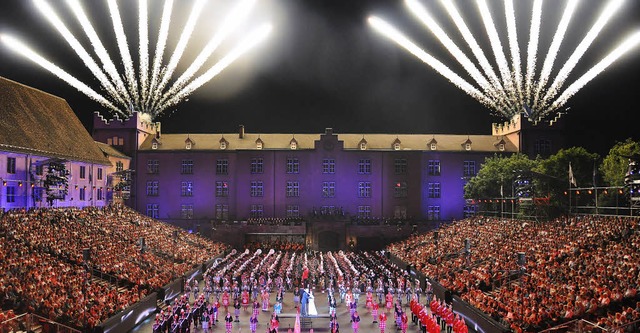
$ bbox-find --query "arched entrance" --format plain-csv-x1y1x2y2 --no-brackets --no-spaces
317,230,340,251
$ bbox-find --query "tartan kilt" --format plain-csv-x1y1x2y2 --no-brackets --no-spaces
225,321,233,330
379,321,386,330
253,308,260,316
372,309,378,317
250,322,257,331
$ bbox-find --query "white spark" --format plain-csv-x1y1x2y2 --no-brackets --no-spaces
533,0,579,110
548,31,640,114
524,0,543,101
163,24,273,110
163,0,257,104
368,16,492,108
147,0,173,111
139,0,150,111
504,0,522,104
153,0,207,110
476,0,513,101
107,0,138,108
541,0,624,112
1,34,121,115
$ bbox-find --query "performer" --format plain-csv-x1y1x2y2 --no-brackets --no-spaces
224,312,233,333
344,289,354,308
242,290,250,311
365,289,373,309
269,313,280,333
349,299,357,318
378,312,387,333
330,316,340,333
301,288,309,317
371,301,379,324
253,299,261,318
201,308,210,333
293,286,301,308
262,289,270,312
222,291,230,313
328,295,337,316
274,301,283,316
385,291,394,313
249,313,259,333
234,299,241,322
401,311,408,333
212,298,219,323
351,310,360,333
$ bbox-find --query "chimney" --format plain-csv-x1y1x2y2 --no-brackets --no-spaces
239,124,245,139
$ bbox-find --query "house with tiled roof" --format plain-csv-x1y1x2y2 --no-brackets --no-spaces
0,76,111,209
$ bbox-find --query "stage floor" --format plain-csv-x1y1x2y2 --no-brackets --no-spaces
131,285,438,333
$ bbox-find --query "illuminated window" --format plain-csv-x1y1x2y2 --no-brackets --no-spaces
322,159,335,174
463,161,476,177
290,139,298,150
428,160,441,176
79,166,86,179
286,181,299,197
322,181,336,198
250,181,264,197
7,157,16,174
430,143,437,150
286,158,299,174
6,186,16,203
216,159,228,175
358,159,371,174
216,181,229,197
146,180,159,196
146,204,159,218
181,160,194,174
358,181,371,198
251,158,264,174
152,142,158,150
181,181,193,197
79,187,86,201
428,182,441,198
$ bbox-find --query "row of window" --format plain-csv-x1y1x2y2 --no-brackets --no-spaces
147,158,476,176
4,186,104,203
145,203,301,220
4,157,105,179
146,180,443,198
145,203,479,220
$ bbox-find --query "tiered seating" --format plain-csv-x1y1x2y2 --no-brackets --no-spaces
0,205,228,329
388,216,640,332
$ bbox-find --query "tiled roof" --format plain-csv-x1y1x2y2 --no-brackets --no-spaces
139,132,517,152
95,142,130,159
0,77,110,164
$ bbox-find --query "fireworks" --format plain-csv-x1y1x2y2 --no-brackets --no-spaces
1,0,272,119
369,0,640,123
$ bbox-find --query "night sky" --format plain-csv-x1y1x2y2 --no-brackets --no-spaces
1,0,639,156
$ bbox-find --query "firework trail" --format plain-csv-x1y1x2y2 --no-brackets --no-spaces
1,0,271,119
369,0,640,123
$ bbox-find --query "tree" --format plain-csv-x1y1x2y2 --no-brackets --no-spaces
600,138,640,186
534,147,599,213
465,154,538,200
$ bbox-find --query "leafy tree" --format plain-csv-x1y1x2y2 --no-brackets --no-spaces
465,154,538,200
600,138,640,186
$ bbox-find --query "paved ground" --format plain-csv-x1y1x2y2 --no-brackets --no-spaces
131,285,430,333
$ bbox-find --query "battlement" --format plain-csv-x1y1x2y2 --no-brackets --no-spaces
492,113,522,136
93,111,161,135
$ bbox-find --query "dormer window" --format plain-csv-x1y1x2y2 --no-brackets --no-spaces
219,137,228,150
290,138,298,150
152,142,158,150
463,138,472,151
428,138,437,151
359,138,367,151
392,138,401,151
185,137,195,150
186,142,192,150
498,143,505,151
256,138,263,150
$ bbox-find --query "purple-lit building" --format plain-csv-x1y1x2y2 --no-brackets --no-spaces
0,77,113,210
91,111,564,228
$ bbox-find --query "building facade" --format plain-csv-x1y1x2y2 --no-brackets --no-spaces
0,77,112,210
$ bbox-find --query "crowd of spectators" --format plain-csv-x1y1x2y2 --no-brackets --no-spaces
245,217,304,226
387,216,640,332
0,205,228,330
244,239,304,252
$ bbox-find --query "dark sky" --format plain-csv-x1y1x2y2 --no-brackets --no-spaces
1,0,639,156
